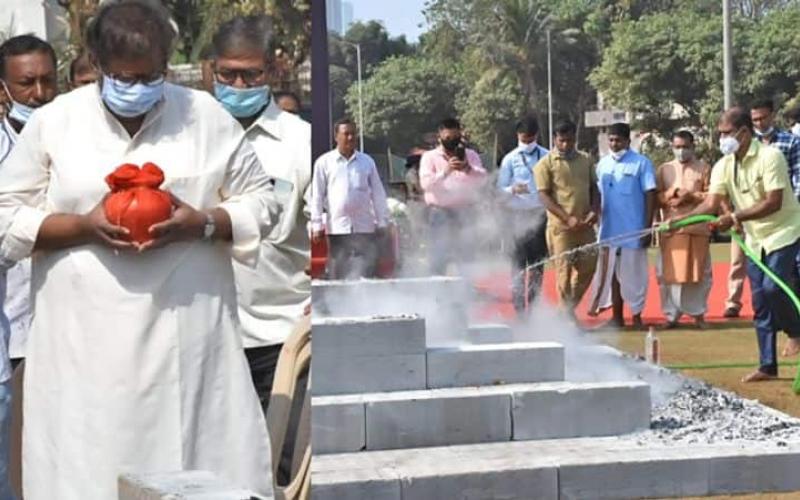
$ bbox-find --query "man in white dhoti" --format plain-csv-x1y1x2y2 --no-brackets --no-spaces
0,1,278,498
589,123,657,329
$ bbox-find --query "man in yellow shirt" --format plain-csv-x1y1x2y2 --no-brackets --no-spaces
534,120,600,316
683,107,800,382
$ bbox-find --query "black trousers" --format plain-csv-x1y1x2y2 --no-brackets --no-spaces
245,343,283,417
327,232,380,280
510,209,548,313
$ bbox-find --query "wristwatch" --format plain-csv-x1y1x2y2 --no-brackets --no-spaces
202,212,216,241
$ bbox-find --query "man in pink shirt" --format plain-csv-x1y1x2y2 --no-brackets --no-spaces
420,118,487,274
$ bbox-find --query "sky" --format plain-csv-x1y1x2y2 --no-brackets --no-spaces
347,0,428,42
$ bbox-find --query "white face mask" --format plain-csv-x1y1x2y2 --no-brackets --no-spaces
1,80,36,125
673,148,693,163
611,149,627,161
519,141,537,154
755,127,775,139
792,123,800,136
719,136,740,156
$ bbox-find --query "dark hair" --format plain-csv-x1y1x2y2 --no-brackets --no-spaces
273,90,300,106
554,120,577,137
0,35,57,80
334,117,356,135
516,115,540,136
787,106,800,124
608,122,631,138
87,0,175,70
211,15,274,60
720,107,754,133
750,99,774,113
438,117,461,131
69,50,94,82
672,129,695,144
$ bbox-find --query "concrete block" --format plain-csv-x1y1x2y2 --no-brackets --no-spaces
118,471,267,500
312,315,426,358
400,466,557,500
311,469,401,500
365,390,511,450
559,451,711,499
426,342,564,389
512,381,650,440
312,354,426,396
708,451,800,494
312,400,365,454
467,323,514,344
312,277,470,346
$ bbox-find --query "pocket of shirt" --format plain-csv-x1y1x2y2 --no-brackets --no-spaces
618,173,637,195
349,168,369,191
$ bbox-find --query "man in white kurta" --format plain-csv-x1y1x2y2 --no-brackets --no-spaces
235,102,310,374
0,81,276,499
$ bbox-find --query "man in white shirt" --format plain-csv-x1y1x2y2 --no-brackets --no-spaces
209,16,311,422
311,118,390,279
0,34,58,499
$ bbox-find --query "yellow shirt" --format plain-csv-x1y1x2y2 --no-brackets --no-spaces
709,140,800,255
533,149,596,230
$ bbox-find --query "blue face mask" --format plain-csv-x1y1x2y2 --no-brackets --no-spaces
214,82,270,118
101,74,165,118
2,81,37,124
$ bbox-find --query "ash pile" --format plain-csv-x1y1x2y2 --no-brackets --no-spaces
631,381,800,446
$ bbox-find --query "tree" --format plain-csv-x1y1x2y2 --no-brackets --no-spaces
457,68,527,153
346,56,464,153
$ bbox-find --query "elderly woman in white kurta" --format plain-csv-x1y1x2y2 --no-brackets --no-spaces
0,1,276,498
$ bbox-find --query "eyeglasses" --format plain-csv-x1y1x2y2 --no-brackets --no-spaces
104,71,166,90
214,68,266,86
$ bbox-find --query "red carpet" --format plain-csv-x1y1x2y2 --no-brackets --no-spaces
472,263,753,326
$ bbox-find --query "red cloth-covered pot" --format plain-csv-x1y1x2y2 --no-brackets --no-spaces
104,162,172,244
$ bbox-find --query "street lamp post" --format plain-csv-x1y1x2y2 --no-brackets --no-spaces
722,0,733,109
343,41,365,152
546,28,553,149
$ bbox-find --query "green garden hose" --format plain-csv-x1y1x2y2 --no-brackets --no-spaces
657,214,800,394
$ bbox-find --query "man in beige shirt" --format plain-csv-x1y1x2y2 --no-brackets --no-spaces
656,130,711,329
534,120,600,315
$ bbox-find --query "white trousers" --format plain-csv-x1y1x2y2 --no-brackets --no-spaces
656,250,712,321
591,247,649,315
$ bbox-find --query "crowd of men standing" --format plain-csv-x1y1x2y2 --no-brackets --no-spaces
0,1,309,498
312,103,800,387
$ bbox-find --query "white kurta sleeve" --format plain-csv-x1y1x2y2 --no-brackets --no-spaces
0,115,50,266
218,137,278,267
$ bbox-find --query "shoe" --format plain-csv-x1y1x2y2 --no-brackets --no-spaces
659,320,679,330
723,307,740,319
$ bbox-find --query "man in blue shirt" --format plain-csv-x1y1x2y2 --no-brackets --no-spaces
589,123,657,329
497,116,549,315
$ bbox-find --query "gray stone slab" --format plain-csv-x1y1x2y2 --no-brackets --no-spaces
558,455,710,499
118,471,267,500
312,354,426,396
312,315,426,358
400,466,558,500
708,451,800,494
312,277,470,346
426,342,564,389
365,391,511,450
312,437,800,499
466,323,514,344
512,381,651,440
311,469,401,500
312,400,365,455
